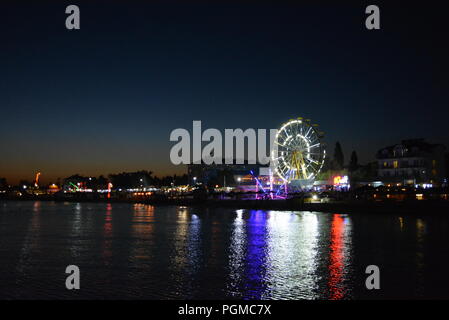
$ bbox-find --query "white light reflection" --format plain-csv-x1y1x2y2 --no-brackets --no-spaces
170,206,189,267
17,202,42,276
183,211,202,296
264,211,319,299
227,209,246,297
167,207,202,298
68,202,85,259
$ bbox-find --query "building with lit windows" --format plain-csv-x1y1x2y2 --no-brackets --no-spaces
376,139,446,186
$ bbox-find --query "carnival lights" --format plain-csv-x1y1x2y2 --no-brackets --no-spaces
271,117,325,187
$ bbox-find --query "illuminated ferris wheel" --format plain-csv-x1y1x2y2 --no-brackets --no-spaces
271,117,325,184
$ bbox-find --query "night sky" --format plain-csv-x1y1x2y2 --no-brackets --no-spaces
1,1,449,184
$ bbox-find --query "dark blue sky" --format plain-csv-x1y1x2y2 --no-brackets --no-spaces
1,1,448,183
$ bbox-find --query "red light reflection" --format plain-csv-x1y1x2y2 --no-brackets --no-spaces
328,214,346,300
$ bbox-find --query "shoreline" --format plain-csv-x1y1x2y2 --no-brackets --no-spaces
2,196,449,216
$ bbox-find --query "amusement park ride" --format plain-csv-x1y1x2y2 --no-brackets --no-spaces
251,117,326,197
272,117,325,187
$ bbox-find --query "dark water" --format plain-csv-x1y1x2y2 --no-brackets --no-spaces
0,201,448,299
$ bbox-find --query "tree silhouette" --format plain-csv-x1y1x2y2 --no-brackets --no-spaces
349,150,358,172
333,142,344,170
0,178,8,189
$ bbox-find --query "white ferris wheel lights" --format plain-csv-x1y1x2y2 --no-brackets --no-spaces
271,117,326,183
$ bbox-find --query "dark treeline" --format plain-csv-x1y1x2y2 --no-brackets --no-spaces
108,171,188,189
0,177,7,189
318,141,378,183
0,171,189,190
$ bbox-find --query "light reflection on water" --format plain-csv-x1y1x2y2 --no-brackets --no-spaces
328,214,352,300
0,201,449,299
102,203,113,266
265,212,320,299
